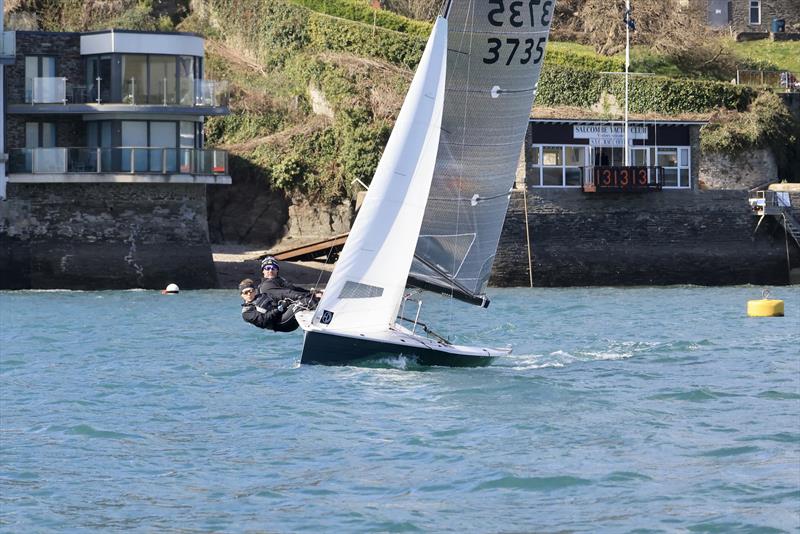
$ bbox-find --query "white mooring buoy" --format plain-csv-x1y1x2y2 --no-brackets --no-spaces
161,283,180,295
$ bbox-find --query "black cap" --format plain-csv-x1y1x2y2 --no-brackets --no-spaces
238,278,256,292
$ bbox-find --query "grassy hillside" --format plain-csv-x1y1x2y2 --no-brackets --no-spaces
731,41,800,73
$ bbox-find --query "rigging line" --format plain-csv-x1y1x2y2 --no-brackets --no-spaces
523,179,533,288
312,240,338,295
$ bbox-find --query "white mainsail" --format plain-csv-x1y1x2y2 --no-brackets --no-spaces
308,16,449,334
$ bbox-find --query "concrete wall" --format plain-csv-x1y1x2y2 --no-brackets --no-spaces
0,183,218,289
490,188,798,287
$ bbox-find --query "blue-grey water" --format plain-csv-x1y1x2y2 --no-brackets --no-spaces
1,287,799,532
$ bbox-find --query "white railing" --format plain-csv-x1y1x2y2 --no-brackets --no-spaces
32,77,67,104
0,31,15,57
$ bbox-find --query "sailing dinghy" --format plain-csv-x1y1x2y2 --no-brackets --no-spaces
297,0,555,366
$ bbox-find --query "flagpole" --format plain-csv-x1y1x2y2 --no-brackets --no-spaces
624,0,630,166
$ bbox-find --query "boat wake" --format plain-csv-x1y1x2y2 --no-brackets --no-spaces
500,340,650,370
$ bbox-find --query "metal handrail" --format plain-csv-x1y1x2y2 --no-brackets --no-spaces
22,77,229,106
8,147,228,175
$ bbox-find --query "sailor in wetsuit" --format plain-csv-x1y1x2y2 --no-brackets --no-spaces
258,256,322,310
239,279,283,330
239,278,303,332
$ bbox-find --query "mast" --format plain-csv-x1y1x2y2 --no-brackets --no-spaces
624,0,631,166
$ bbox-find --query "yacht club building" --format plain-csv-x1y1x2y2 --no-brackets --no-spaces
523,118,705,192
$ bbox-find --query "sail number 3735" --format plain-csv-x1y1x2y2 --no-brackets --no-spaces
483,0,552,66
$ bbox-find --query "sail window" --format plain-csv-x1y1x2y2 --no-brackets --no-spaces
339,281,384,299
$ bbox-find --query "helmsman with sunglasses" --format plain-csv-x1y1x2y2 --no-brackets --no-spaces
258,256,322,310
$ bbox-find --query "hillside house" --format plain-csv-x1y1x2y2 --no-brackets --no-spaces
706,0,800,36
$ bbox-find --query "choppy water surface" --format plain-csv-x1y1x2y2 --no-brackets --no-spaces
1,287,799,532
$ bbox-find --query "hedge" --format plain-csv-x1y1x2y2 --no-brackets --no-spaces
537,69,755,114
305,13,426,69
288,0,432,37
544,48,625,73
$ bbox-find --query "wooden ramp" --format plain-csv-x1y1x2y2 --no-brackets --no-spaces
272,233,349,263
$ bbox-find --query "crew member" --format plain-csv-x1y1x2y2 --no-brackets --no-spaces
239,279,282,330
239,278,304,333
258,256,322,310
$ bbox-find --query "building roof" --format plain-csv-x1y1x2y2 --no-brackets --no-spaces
530,105,711,125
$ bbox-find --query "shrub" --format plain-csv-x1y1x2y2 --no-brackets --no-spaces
537,68,754,114
701,92,800,180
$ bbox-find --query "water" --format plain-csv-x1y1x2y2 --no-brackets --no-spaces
1,287,798,532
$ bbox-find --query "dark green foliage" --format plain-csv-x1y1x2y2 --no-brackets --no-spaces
537,68,755,114
544,49,625,73
305,13,426,69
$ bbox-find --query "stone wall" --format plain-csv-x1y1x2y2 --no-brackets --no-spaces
729,0,800,33
698,149,778,190
0,183,218,289
490,188,798,287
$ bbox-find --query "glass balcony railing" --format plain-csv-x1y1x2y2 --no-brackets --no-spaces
29,77,67,104
8,147,229,175
23,77,229,107
121,78,229,107
0,31,15,57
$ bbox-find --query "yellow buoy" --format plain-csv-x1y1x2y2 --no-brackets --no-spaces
747,289,784,317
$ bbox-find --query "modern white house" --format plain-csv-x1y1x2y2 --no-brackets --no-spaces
1,27,231,289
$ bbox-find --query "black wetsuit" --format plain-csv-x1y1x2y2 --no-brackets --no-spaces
242,291,304,333
241,293,282,330
258,276,319,310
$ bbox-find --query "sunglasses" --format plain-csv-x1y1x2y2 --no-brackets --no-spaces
263,265,278,271
241,288,255,295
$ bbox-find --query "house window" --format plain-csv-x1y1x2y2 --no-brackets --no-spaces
120,54,200,105
749,0,760,25
24,56,56,103
530,145,586,187
25,122,56,148
23,122,57,172
656,147,691,188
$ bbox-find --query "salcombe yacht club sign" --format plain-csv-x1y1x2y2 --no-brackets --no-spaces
573,125,648,146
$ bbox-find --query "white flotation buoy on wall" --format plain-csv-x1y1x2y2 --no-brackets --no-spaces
161,283,180,295
747,288,784,317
